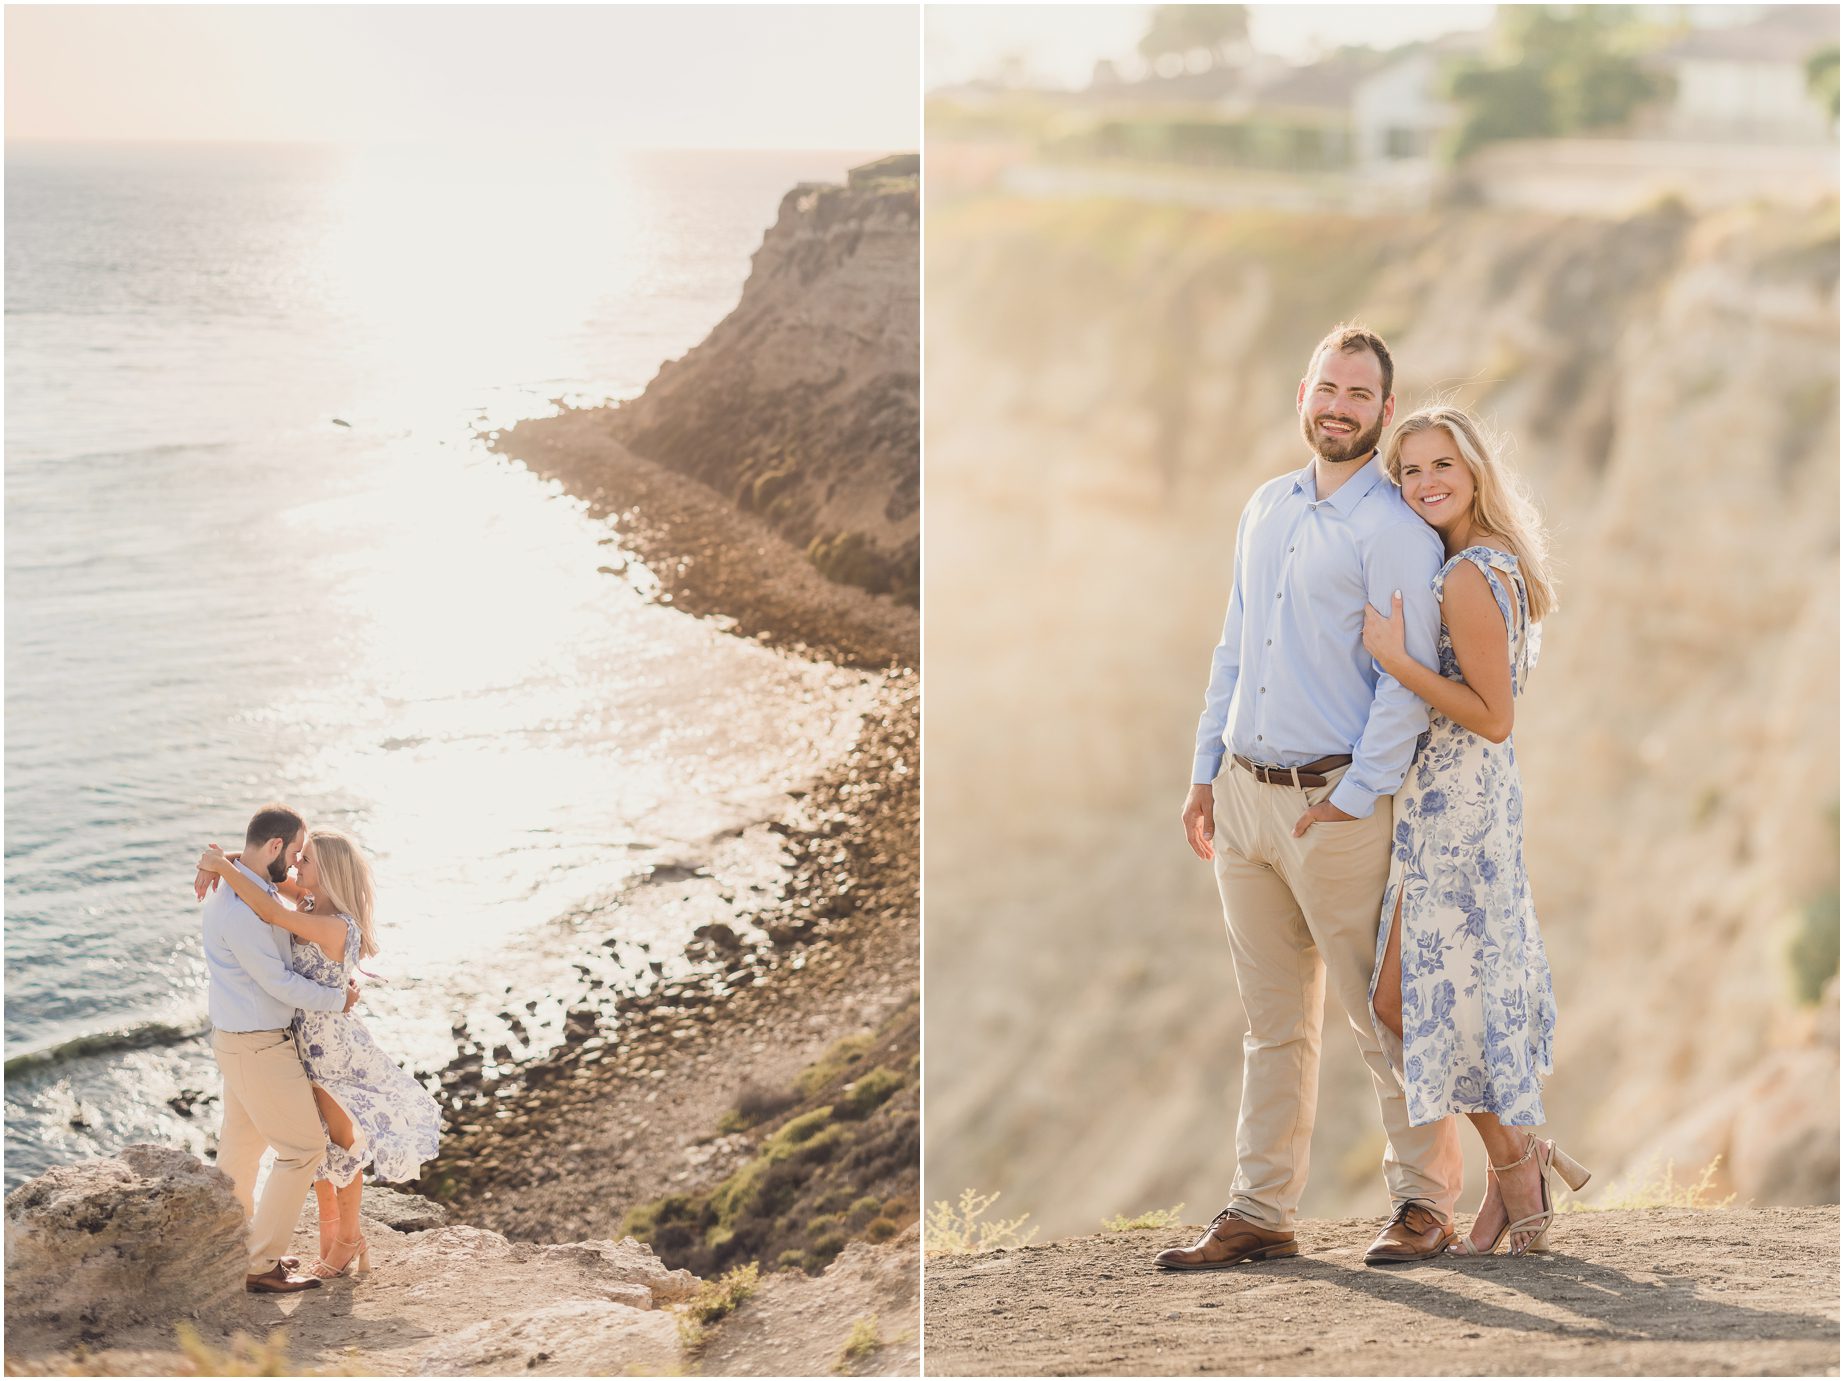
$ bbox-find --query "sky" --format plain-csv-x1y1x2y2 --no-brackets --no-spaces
923,4,1498,90
5,5,921,148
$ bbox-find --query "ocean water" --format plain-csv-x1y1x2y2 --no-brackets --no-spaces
4,142,882,1187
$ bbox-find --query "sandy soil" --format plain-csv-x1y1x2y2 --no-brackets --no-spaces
923,1209,1841,1376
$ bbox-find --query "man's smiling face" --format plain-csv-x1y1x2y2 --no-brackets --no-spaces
1298,345,1393,464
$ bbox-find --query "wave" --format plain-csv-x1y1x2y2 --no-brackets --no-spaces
21,440,235,469
4,1015,208,1077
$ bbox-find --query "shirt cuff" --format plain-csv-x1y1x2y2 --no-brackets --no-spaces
1192,751,1224,786
1329,777,1380,819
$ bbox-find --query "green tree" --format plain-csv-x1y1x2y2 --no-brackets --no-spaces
1443,5,1673,161
1807,44,1840,123
1138,5,1249,74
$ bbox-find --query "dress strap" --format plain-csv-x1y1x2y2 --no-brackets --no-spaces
1434,546,1535,688
335,911,362,974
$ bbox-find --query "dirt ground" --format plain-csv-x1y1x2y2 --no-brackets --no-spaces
923,1208,1840,1376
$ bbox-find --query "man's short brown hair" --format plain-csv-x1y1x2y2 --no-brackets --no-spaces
245,804,305,851
1307,323,1394,400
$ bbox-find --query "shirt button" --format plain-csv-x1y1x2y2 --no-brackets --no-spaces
1266,639,1273,646
1276,592,1283,600
1257,735,1264,742
1259,687,1266,694
1290,546,1296,553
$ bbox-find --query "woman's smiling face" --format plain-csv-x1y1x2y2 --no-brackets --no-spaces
1396,425,1475,533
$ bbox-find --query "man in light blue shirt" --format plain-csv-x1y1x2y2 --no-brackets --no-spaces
1157,326,1463,1274
200,802,353,1293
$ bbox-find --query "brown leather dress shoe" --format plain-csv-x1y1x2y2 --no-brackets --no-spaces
1154,1209,1299,1271
1363,1200,1456,1265
246,1264,323,1294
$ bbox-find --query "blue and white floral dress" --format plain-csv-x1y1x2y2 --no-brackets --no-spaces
290,914,442,1186
1370,546,1557,1128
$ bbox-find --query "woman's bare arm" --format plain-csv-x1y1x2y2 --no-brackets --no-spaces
197,849,349,956
1363,562,1517,743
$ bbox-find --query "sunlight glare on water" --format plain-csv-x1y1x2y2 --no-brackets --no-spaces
3,140,883,1185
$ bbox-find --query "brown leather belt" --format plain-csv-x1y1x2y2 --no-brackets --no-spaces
1233,753,1353,788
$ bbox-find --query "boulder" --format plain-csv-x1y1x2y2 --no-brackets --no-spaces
415,1299,681,1376
4,1145,245,1349
530,1236,700,1306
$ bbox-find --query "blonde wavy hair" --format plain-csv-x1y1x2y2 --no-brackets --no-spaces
1383,405,1557,623
308,828,379,961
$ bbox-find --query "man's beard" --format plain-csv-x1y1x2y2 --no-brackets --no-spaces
1302,409,1385,464
267,852,292,885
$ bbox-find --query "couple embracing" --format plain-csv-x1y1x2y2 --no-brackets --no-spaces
1161,324,1588,1271
195,804,441,1293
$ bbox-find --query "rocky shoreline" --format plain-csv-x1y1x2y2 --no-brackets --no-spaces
403,411,919,1255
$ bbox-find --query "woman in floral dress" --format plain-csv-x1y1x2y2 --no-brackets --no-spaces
199,829,440,1278
1360,406,1590,1257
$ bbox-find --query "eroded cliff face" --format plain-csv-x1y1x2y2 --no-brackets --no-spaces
922,194,1840,1237
611,155,919,603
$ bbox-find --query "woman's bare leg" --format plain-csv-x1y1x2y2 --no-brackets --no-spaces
1462,1113,1545,1254
314,1084,356,1153
312,1179,339,1259
311,1086,367,1270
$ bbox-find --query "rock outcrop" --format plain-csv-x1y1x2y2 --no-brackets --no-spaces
3,1150,701,1376
4,1144,246,1351
606,154,919,602
1627,977,1840,1205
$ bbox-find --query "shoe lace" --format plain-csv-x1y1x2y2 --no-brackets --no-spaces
1390,1198,1438,1228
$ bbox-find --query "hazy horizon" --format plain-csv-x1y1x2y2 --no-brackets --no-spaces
5,5,920,149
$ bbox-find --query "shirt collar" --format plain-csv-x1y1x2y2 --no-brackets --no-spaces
1291,451,1389,515
234,859,281,898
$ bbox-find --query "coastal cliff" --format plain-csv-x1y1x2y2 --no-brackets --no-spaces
526,154,919,604
923,192,1840,1237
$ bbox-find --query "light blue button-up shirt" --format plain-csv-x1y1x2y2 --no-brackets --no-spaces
1192,453,1444,818
201,861,344,1032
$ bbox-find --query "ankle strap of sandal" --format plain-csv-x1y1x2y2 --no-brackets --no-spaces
1488,1136,1540,1174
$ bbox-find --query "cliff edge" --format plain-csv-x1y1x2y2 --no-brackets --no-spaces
924,1209,1840,1376
545,153,919,604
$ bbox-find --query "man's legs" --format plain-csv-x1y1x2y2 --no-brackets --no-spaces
1277,776,1462,1222
1212,764,1326,1230
212,1036,263,1222
213,1030,327,1275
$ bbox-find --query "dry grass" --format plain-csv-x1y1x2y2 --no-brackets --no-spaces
1101,1204,1186,1232
1561,1154,1737,1213
674,1262,761,1351
833,1314,883,1373
924,1188,1038,1255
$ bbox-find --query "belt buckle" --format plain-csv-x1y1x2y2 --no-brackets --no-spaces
1244,756,1300,788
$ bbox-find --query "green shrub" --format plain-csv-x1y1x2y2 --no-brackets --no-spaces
864,1216,902,1243
838,1067,904,1120
1791,885,1840,1004
834,1315,882,1373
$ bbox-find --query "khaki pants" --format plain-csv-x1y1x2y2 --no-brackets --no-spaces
211,1028,325,1274
1211,760,1461,1228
